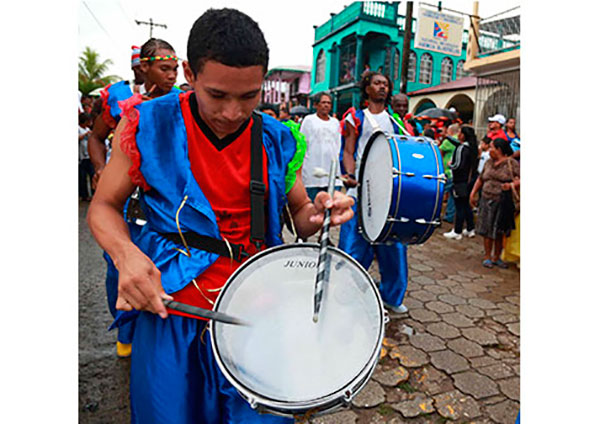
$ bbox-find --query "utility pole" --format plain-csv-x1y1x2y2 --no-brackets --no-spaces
399,1,413,94
135,18,167,38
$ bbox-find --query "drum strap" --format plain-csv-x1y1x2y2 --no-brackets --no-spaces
249,112,266,250
159,113,266,262
160,232,250,262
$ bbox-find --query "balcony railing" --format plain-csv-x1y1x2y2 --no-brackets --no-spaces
314,1,398,42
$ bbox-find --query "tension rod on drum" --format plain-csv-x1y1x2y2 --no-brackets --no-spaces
392,168,415,177
312,160,338,323
422,173,447,182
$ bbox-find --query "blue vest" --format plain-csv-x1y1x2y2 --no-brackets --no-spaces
104,81,181,124
131,93,297,295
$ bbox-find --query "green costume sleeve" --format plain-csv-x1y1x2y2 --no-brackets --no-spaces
282,120,307,193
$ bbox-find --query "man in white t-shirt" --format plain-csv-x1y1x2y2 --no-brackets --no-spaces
338,71,409,314
299,93,341,201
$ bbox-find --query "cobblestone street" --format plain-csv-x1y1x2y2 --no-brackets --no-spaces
304,222,520,424
79,201,519,423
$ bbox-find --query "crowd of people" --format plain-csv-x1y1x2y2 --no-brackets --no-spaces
79,7,520,423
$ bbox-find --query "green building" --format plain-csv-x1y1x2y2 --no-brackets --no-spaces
310,1,470,116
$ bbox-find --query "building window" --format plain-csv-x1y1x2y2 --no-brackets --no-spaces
408,50,416,82
456,60,468,79
316,50,326,83
394,48,400,80
419,53,433,84
339,41,357,84
441,57,453,83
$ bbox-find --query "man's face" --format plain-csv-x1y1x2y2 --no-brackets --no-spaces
316,95,332,116
366,74,389,103
141,48,178,95
392,96,408,117
489,120,501,131
184,60,264,138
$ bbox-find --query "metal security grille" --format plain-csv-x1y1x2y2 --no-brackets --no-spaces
474,70,520,138
477,7,520,57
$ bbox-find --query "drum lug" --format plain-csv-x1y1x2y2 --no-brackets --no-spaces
248,397,258,410
343,389,353,405
383,310,390,325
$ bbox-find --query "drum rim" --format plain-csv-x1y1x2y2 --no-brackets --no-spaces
358,130,395,243
209,242,385,414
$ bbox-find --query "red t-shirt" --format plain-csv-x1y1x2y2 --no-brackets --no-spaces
487,129,508,141
168,92,268,318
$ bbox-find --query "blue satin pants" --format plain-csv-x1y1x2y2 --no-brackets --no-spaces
338,202,408,307
130,312,293,424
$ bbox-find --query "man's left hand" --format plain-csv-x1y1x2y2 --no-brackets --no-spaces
310,191,354,226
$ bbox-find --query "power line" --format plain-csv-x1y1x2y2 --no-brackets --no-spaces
82,1,118,47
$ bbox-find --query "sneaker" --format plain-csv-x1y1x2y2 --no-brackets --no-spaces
383,302,408,313
462,229,476,238
443,230,462,240
116,341,132,358
493,259,509,269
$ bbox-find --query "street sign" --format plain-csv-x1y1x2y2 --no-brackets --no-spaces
415,7,464,57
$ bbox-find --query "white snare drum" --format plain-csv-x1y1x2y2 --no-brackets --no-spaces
210,244,386,418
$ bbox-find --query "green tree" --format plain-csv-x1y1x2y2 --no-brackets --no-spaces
78,47,120,95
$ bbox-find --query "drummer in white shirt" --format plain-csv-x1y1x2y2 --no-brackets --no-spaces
299,93,342,201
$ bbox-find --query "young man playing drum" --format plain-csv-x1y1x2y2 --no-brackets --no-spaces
339,71,409,314
87,8,354,424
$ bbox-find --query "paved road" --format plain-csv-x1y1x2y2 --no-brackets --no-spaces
79,200,519,423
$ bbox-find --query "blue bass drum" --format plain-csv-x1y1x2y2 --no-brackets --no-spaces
358,131,445,245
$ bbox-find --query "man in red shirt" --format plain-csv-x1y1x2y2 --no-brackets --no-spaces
487,113,508,140
87,8,354,424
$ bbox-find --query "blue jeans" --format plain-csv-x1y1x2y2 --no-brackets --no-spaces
443,179,455,222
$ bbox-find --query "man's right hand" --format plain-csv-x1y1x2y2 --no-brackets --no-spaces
114,246,172,319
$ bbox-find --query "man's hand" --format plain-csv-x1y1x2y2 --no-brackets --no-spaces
469,193,478,209
91,166,104,190
309,190,355,226
114,245,173,319
341,174,358,188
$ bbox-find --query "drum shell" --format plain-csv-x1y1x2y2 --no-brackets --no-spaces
358,133,445,245
209,243,386,418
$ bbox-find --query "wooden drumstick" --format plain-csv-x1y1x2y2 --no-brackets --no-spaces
163,299,249,326
312,160,338,323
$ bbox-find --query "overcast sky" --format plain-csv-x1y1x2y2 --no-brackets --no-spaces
78,0,520,85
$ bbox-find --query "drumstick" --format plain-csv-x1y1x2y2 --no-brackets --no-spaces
163,299,249,326
312,159,337,323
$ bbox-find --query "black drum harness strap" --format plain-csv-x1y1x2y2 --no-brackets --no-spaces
160,112,266,262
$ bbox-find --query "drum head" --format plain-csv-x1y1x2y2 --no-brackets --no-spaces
359,132,393,241
211,244,383,407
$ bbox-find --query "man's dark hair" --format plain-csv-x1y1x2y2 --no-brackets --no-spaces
423,128,436,139
315,92,332,104
79,112,91,126
187,8,269,75
481,136,492,145
360,71,393,105
257,103,278,115
141,38,175,59
492,137,514,156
